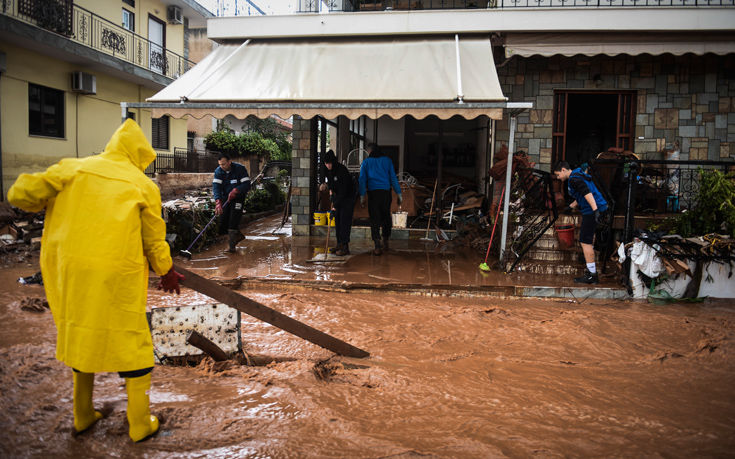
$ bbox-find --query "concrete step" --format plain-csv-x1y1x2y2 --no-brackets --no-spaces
519,248,580,263
510,261,585,276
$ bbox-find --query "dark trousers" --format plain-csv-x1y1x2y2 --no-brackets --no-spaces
367,189,392,242
334,197,355,245
218,198,245,234
74,367,152,378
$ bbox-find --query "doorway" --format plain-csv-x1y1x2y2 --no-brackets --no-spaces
552,90,635,167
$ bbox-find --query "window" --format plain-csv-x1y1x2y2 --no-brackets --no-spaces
122,0,135,7
29,83,65,138
152,116,169,150
122,8,134,32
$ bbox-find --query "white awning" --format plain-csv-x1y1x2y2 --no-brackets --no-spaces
143,36,507,120
505,33,735,58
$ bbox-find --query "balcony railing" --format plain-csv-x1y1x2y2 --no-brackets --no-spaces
298,0,733,12
1,0,195,80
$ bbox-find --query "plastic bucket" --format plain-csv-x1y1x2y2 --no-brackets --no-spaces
392,211,408,228
313,212,327,226
555,224,575,248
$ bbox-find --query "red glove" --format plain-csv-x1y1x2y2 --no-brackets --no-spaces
215,199,223,216
228,188,239,201
158,267,184,295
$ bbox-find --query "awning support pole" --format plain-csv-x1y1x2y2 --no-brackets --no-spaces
121,102,128,123
455,34,464,103
499,115,517,269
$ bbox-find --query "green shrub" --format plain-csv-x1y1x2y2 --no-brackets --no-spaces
674,169,735,237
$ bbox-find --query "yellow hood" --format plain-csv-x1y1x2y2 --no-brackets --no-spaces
102,119,156,171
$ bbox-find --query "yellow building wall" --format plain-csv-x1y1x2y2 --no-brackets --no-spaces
1,42,187,197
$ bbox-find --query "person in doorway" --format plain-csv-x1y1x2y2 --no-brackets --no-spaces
323,150,356,256
7,119,183,442
213,153,251,253
553,161,608,284
358,143,402,256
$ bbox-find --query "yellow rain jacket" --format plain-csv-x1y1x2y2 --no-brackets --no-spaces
8,120,172,373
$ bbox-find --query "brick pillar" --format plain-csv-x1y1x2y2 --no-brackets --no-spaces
290,116,316,236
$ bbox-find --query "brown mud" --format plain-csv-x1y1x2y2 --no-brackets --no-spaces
1,219,734,457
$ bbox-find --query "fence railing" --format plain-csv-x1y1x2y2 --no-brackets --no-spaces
145,148,220,176
298,0,733,12
590,159,734,215
1,0,195,80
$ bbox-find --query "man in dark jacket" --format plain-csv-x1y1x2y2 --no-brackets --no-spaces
323,150,356,256
213,153,251,252
553,161,608,284
358,143,402,256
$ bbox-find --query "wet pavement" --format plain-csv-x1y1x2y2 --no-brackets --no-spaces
1,215,734,457
178,215,623,297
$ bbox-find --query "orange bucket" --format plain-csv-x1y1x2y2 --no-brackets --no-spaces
555,224,575,248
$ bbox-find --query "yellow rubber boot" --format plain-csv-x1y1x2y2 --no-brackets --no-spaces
73,371,103,434
125,373,159,442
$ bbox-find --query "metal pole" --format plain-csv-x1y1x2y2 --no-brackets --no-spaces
498,115,517,267
121,102,128,123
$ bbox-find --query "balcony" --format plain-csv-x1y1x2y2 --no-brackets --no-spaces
0,0,195,81
298,0,733,13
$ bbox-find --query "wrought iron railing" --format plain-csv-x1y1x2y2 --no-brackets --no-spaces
1,0,195,80
299,0,733,12
505,168,558,273
590,159,733,215
145,148,220,176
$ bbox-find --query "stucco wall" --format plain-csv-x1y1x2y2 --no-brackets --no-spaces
494,53,735,170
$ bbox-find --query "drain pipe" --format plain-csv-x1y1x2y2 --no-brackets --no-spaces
498,115,517,269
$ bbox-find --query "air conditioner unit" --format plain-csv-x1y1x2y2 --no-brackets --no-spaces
71,71,96,95
167,5,183,24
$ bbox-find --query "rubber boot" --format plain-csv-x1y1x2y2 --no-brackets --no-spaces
125,374,159,442
372,240,382,256
227,229,244,253
383,237,390,252
329,243,340,254
335,243,349,256
73,371,103,434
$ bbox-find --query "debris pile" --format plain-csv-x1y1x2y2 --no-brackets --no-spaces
0,202,44,254
162,189,218,253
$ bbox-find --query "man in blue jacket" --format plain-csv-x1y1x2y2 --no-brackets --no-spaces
213,153,251,252
359,143,402,256
553,161,608,284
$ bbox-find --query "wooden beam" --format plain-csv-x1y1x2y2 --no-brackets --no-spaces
186,330,229,362
174,265,370,358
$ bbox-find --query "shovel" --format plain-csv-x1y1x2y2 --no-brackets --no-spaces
179,199,229,260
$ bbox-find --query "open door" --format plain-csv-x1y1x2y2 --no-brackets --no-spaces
552,90,636,166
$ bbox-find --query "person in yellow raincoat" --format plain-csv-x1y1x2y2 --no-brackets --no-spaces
7,119,183,442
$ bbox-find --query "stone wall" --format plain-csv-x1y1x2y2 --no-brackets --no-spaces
153,173,212,199
495,54,735,170
290,117,315,236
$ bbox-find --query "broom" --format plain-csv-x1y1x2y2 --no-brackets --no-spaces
420,179,439,241
479,186,505,272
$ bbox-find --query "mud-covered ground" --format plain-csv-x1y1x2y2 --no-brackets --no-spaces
2,252,734,458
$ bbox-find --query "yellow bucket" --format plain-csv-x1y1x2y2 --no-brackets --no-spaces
313,212,328,226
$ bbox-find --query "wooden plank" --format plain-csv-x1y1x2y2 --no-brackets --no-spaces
175,265,369,358
186,330,229,362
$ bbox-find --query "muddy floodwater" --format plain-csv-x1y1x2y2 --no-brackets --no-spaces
1,220,734,457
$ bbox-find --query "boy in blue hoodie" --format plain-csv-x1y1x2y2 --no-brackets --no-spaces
359,143,402,256
553,161,608,284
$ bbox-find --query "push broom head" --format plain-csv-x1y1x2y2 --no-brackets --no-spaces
479,262,491,272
